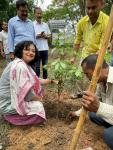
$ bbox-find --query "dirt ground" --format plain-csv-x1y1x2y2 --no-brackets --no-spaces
0,91,110,150
0,57,111,150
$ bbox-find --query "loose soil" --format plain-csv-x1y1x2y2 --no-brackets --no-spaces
0,57,110,150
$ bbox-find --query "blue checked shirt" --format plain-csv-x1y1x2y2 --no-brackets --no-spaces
8,16,36,52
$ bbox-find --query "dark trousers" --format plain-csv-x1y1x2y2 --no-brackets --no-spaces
35,50,48,79
89,112,113,149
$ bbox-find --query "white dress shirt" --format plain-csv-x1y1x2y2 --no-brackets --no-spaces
0,30,9,54
33,21,51,51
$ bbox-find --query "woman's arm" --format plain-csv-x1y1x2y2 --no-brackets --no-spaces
25,89,43,102
39,78,58,85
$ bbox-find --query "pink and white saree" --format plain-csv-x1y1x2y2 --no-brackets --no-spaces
4,58,46,125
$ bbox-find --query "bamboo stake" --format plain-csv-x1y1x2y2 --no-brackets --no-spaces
70,5,113,150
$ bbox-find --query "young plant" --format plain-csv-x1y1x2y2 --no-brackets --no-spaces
50,59,68,100
50,43,84,95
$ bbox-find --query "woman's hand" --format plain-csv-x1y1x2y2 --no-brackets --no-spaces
32,95,43,101
51,80,58,84
39,79,58,85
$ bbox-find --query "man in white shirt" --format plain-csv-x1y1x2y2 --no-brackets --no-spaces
0,21,10,62
33,7,51,79
69,54,113,149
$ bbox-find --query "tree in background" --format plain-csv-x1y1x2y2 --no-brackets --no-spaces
43,0,82,35
103,0,112,14
0,0,111,27
43,0,82,22
43,0,111,22
0,0,15,21
0,0,35,22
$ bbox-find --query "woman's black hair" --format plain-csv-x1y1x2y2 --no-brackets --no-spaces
14,41,38,66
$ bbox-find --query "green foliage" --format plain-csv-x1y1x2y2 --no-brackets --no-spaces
0,0,34,22
48,58,83,97
0,0,9,10
43,0,81,22
45,0,112,24
105,52,112,64
27,0,34,20
67,66,83,80
48,59,68,98
0,0,15,21
103,0,112,15
51,59,67,78
8,3,16,20
48,43,83,97
43,7,68,22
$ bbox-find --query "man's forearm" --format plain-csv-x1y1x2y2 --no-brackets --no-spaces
73,44,80,52
96,102,113,125
73,44,80,57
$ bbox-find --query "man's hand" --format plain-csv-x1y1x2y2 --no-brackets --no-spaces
70,44,80,64
41,33,49,39
10,52,15,60
36,32,51,40
36,34,42,39
70,57,76,64
82,91,100,112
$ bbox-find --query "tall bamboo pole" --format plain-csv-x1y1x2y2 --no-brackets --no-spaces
70,4,113,150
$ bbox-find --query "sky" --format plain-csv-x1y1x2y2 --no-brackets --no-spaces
35,0,52,10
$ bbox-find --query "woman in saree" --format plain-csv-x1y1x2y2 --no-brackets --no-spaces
0,41,56,125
